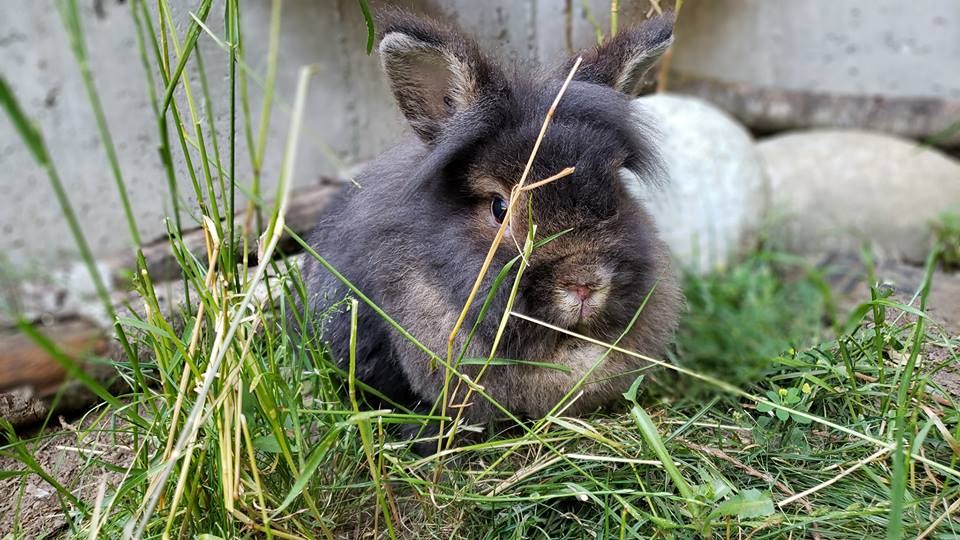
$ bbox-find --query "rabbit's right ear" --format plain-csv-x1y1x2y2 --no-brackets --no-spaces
378,11,505,143
564,12,675,96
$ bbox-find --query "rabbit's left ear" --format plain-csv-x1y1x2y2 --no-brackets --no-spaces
564,12,674,96
378,10,505,143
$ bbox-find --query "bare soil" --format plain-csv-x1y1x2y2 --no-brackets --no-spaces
0,415,131,538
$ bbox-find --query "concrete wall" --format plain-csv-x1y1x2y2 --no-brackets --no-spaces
673,0,960,98
1,0,666,272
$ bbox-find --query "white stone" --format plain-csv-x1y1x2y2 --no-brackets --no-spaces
757,130,960,262
626,94,768,274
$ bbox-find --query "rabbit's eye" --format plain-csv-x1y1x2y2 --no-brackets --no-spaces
490,196,508,224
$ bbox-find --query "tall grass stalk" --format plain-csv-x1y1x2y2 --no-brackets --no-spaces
159,0,213,114
227,0,240,276
127,64,313,539
240,0,281,234
56,0,142,247
0,77,114,320
437,58,582,455
349,298,398,539
888,248,940,538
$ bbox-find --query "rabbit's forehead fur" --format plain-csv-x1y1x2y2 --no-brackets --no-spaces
421,76,660,232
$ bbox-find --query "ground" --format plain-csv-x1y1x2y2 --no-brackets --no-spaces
0,413,131,538
1,254,959,538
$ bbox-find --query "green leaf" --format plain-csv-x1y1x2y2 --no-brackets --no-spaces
709,489,775,519
622,375,646,403
645,512,681,529
272,425,343,515
0,469,27,481
631,405,699,521
775,408,789,422
253,435,283,454
756,402,773,413
791,413,813,425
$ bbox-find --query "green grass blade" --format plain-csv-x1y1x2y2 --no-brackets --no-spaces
0,76,115,321
630,405,702,527
0,420,83,509
15,320,146,428
358,0,376,54
57,0,142,247
271,426,343,515
887,248,940,538
159,0,214,114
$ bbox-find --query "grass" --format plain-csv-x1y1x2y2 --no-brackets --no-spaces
932,210,960,271
2,1,960,538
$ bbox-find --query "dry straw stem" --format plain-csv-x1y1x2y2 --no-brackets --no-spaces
161,215,222,462
778,445,893,508
87,478,107,540
444,224,538,455
444,57,583,360
919,494,960,539
436,57,583,452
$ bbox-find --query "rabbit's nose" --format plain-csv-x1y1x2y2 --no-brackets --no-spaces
571,285,594,302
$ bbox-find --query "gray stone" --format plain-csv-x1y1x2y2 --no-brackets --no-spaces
758,130,960,262
626,94,768,274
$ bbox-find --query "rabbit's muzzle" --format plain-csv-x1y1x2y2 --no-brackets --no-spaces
530,252,616,329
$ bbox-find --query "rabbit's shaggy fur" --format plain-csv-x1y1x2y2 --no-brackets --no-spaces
298,9,683,434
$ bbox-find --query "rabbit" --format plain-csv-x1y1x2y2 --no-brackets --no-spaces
297,8,684,444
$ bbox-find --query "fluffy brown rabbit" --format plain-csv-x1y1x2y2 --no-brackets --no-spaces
297,9,683,443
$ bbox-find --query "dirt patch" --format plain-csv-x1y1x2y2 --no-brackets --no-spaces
813,252,960,397
0,415,132,538
814,252,960,337
928,343,960,397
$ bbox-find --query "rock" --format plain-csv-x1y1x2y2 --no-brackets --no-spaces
627,94,768,274
758,130,960,262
